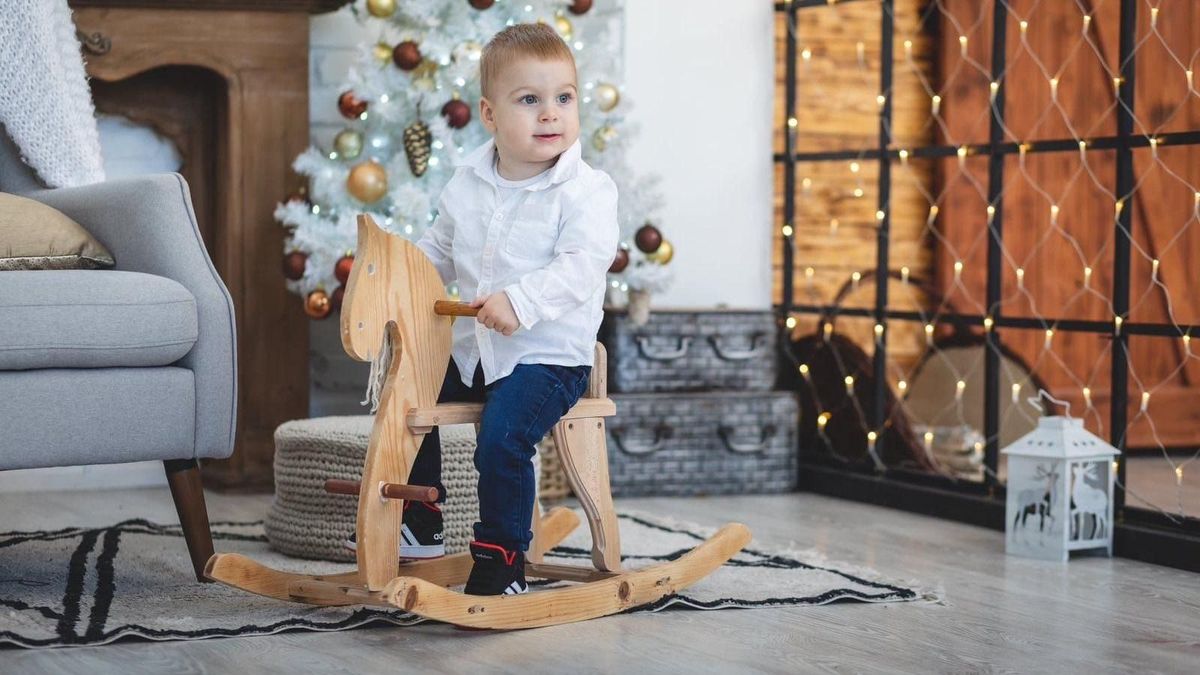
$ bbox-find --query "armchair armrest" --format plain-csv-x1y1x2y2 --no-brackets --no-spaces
30,173,237,460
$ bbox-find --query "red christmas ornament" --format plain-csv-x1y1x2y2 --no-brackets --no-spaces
392,41,422,71
334,254,354,284
609,247,629,274
635,223,663,253
331,286,346,313
283,251,307,281
468,0,495,9
337,91,367,119
441,98,471,129
568,0,593,15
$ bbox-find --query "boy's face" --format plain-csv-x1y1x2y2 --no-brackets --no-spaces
480,56,579,173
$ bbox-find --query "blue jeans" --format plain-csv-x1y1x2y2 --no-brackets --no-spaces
408,358,591,552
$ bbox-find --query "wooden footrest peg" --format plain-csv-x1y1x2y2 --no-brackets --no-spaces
324,479,438,502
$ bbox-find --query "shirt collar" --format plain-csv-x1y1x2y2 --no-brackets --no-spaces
461,137,582,190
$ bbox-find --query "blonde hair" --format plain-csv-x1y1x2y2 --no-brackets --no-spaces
480,23,576,99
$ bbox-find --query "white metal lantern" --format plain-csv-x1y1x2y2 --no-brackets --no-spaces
1002,396,1120,562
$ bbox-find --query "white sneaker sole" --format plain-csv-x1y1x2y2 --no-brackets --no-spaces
342,538,445,560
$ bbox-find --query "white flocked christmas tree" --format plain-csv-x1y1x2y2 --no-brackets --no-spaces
276,0,673,318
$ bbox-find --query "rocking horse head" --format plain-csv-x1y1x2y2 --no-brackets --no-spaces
340,214,454,410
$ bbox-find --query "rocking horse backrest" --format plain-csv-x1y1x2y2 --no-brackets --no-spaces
340,214,453,408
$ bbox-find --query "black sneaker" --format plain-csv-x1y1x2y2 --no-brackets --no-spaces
343,501,445,560
464,541,528,596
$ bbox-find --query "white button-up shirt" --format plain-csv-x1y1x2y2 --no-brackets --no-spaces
416,138,619,387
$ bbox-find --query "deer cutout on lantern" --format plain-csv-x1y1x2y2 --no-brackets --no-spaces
1012,462,1059,544
1070,463,1108,541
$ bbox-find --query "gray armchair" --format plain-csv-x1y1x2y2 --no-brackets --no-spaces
0,128,237,582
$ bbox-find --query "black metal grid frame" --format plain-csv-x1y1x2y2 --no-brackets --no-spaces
774,0,1200,571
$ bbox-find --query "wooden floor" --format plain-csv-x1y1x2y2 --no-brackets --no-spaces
2,488,1198,673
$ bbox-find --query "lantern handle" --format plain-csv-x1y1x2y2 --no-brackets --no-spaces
1027,389,1071,419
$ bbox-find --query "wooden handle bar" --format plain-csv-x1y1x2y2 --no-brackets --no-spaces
324,479,438,502
434,300,479,317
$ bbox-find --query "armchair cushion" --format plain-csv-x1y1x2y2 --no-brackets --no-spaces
0,270,197,370
0,192,114,269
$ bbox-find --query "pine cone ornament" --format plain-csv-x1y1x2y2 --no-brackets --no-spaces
403,119,433,178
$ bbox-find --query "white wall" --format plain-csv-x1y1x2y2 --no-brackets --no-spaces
309,1,776,310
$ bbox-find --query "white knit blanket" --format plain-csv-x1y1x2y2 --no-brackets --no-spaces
0,0,105,188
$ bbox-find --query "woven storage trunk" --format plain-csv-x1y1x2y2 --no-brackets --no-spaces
265,416,546,562
599,308,778,393
605,390,799,497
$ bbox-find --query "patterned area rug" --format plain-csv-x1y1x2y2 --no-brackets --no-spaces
0,509,936,648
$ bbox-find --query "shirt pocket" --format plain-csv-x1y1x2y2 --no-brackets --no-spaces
503,203,558,260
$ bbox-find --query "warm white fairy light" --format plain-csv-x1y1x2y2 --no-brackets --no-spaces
986,205,995,223
850,161,860,174
898,379,907,395
901,266,910,283
1083,386,1093,407
1114,315,1124,334
1083,14,1092,30
1049,77,1059,102
1187,69,1194,90
1016,267,1025,289
1184,334,1192,353
851,271,862,288
853,188,865,198
931,94,942,115
1113,76,1123,93
823,322,833,342
1078,140,1087,159
817,412,830,431
899,149,909,164
874,323,885,340
875,210,885,222
1115,199,1124,216
958,35,968,56
801,48,812,62
1019,143,1030,158
1044,328,1054,349
786,316,797,330
1176,466,1184,485
989,81,1000,101
1152,258,1160,281
924,323,935,345
781,224,794,237
923,430,934,451
927,205,939,225
802,177,813,191
955,380,966,401
829,218,839,235
1050,203,1060,224
953,260,963,281
787,117,798,129
856,41,865,64
798,363,810,379
1151,6,1159,28
867,430,877,453
876,94,886,111
983,316,994,331
956,145,967,166
1011,382,1021,403
1150,137,1160,158
1083,266,1092,287
1019,20,1028,35
844,375,855,395
1141,391,1151,413
904,39,913,56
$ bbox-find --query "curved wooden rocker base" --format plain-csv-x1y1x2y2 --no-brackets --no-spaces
385,523,750,629
204,506,581,606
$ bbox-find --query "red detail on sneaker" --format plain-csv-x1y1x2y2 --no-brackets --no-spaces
420,501,442,513
470,540,516,566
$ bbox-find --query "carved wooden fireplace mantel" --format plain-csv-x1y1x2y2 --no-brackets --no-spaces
70,0,351,490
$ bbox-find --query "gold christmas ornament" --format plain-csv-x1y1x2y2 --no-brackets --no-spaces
347,160,388,203
647,239,674,265
591,125,618,151
411,59,438,91
372,42,393,65
554,14,574,41
403,119,433,177
305,289,332,319
594,83,620,112
366,0,397,18
453,40,483,63
334,129,363,159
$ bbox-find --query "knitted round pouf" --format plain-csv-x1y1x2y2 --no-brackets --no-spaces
264,416,542,562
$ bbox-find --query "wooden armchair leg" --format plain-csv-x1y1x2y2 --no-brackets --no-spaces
163,458,216,583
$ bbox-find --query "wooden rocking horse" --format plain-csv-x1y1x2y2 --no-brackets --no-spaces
205,214,751,629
